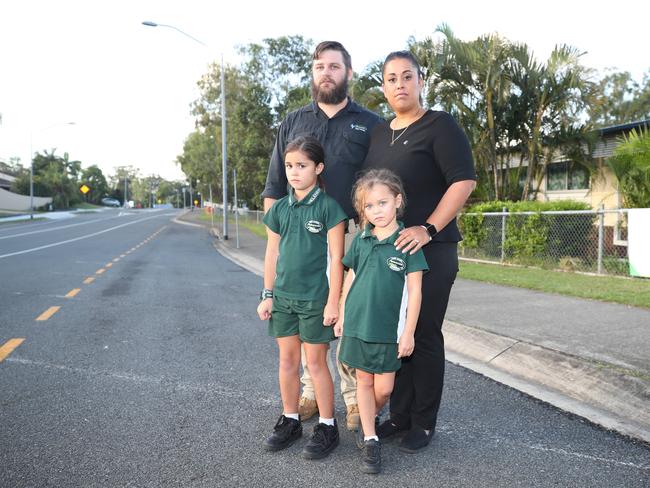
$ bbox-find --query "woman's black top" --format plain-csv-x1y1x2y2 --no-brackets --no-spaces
363,110,476,243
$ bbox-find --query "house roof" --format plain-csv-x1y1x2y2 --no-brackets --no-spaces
598,119,650,136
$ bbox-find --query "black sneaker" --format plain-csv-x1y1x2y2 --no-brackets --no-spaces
376,418,409,439
398,427,433,453
356,416,380,449
361,439,381,474
302,421,339,459
264,415,302,452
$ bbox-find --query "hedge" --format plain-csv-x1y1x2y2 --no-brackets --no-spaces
458,200,594,263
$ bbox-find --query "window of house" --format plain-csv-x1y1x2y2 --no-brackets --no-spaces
547,162,589,191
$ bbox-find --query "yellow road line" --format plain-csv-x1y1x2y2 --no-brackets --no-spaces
83,277,95,284
0,338,25,362
106,263,113,268
36,306,60,321
96,268,105,275
65,288,81,298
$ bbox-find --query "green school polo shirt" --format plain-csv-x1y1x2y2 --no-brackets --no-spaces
263,186,348,302
342,223,429,343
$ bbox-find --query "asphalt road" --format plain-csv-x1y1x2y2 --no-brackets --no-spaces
1,209,648,487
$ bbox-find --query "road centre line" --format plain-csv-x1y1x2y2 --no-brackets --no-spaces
65,288,81,298
96,269,105,275
0,338,25,362
113,258,120,262
0,214,168,259
36,306,60,321
83,277,95,284
105,263,113,268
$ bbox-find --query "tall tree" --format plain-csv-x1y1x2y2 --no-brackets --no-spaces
509,44,594,200
81,165,109,204
183,36,313,209
417,26,517,200
415,26,593,201
589,69,650,127
11,149,82,208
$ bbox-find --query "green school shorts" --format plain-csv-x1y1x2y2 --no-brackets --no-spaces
269,295,335,344
339,335,401,374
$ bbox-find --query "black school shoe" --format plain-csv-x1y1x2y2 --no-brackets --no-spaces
302,421,339,459
398,427,433,453
361,439,382,474
376,418,409,440
264,415,302,451
356,416,380,449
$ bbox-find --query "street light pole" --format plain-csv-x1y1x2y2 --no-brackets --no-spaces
142,20,228,239
29,122,76,219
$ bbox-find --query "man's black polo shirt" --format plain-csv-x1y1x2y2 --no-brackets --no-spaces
262,98,383,218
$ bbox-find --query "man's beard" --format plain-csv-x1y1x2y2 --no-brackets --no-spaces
311,76,348,104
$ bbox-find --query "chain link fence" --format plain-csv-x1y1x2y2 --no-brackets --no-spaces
458,209,630,276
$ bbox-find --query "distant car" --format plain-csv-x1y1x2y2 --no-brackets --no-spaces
101,197,121,207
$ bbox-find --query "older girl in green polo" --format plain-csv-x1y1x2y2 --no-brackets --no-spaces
257,136,347,459
335,169,427,474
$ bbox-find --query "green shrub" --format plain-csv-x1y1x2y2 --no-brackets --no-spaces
459,200,593,262
504,213,548,260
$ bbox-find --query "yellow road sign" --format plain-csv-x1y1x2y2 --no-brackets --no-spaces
80,184,90,194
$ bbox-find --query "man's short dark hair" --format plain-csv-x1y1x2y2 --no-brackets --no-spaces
313,41,352,72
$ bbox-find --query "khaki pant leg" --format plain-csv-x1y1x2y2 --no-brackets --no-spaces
336,338,357,406
300,343,336,400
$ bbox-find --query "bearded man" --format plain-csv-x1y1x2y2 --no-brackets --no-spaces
261,41,383,431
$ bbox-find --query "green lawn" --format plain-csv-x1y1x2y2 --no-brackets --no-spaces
459,261,650,309
197,213,267,239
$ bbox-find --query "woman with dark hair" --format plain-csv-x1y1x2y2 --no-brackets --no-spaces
363,50,477,453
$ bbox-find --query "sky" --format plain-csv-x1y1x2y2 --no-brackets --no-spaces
0,0,648,183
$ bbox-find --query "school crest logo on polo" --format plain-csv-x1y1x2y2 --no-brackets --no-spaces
305,220,324,233
386,257,406,272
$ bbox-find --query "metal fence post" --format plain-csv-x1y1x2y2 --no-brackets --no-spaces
234,169,240,249
501,207,507,263
597,204,604,274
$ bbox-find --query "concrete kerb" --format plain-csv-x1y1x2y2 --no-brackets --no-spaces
445,321,650,444
206,227,650,444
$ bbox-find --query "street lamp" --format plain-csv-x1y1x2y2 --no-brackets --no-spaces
30,122,76,219
142,21,228,239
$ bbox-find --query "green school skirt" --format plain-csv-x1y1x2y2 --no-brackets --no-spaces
339,335,401,374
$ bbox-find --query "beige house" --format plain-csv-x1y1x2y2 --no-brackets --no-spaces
536,119,649,213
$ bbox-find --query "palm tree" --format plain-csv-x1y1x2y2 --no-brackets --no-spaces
607,127,650,208
421,24,514,200
509,44,594,200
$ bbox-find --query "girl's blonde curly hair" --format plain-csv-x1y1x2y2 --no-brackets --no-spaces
352,168,406,227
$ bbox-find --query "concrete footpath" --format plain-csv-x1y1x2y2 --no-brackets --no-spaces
176,210,650,444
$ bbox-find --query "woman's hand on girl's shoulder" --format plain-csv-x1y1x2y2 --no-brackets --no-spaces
397,332,415,358
395,226,430,255
257,299,273,321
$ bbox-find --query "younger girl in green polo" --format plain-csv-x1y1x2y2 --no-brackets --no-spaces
335,169,427,474
257,136,347,460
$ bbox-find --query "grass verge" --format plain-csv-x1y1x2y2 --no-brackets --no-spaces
197,213,267,239
458,260,650,309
